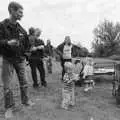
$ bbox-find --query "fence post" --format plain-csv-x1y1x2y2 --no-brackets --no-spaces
115,63,120,105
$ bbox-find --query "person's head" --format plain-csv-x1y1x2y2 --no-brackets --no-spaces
64,62,74,74
64,36,71,45
28,27,36,45
34,28,42,38
29,27,35,36
8,1,23,21
74,59,80,65
85,57,93,66
47,39,51,45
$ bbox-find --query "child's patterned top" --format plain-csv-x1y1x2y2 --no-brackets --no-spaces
63,73,79,91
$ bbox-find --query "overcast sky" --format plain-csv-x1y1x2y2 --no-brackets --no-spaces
0,0,120,51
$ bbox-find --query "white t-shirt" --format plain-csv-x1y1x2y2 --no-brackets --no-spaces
83,64,94,78
63,44,72,59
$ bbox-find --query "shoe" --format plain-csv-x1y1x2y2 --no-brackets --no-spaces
89,86,93,90
48,71,52,74
84,87,90,92
63,106,68,110
61,105,68,110
41,82,47,87
33,84,39,88
22,100,35,107
5,109,14,119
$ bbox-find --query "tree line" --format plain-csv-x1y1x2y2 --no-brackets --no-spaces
92,19,120,58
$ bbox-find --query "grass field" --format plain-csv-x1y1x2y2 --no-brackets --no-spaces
0,57,120,120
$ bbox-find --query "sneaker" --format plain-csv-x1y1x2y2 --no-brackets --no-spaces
33,84,39,89
48,71,52,74
63,106,68,110
84,87,92,92
89,86,93,90
5,109,14,119
41,82,47,87
84,87,89,92
61,105,68,110
22,100,35,107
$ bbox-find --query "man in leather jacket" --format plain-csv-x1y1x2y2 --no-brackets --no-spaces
0,2,34,118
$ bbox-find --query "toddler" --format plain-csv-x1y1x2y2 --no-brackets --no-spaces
61,62,79,110
83,57,95,92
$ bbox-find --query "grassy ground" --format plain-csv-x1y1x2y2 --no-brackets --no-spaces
0,57,120,120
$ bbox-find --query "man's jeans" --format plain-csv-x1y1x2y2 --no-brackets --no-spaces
1,58,29,109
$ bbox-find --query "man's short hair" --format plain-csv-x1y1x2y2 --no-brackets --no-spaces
64,62,74,70
8,1,23,13
65,36,70,40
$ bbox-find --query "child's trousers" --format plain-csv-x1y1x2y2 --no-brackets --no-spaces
61,88,75,109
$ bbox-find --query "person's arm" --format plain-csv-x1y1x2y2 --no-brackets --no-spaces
55,43,64,58
83,65,88,79
55,48,62,57
28,36,38,52
68,73,79,83
37,45,44,49
0,23,19,49
0,23,8,46
50,45,54,57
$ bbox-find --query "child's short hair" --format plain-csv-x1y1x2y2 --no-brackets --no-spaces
64,62,74,71
85,57,93,65
35,28,42,37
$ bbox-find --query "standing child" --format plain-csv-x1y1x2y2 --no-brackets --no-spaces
44,39,53,74
83,57,95,92
61,62,79,110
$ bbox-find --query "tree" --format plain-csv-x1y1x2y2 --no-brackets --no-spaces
74,42,89,57
92,19,120,57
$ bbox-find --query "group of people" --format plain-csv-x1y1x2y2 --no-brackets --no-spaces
28,27,51,88
0,1,95,119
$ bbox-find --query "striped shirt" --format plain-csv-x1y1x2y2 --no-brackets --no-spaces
83,64,94,78
63,73,76,91
63,44,72,59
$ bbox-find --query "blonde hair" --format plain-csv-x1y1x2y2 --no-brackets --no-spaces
85,57,93,65
64,62,74,71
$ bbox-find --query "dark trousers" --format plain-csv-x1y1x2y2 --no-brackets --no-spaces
29,59,46,85
2,58,29,109
61,59,72,80
46,56,52,73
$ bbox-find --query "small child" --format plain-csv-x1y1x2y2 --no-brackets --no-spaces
61,62,79,110
74,59,84,86
44,39,53,74
83,57,95,92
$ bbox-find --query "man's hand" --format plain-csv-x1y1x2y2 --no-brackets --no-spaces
30,46,37,51
7,39,19,46
37,45,44,50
